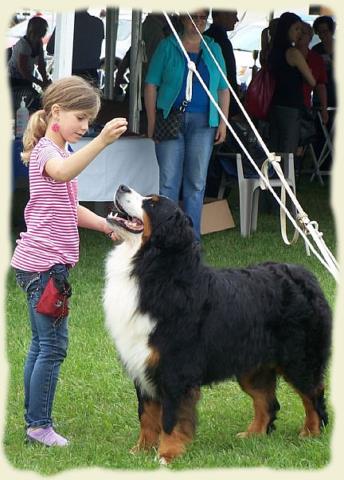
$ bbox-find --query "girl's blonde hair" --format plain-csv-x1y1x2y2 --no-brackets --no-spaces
22,75,101,164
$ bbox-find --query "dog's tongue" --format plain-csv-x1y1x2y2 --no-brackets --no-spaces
108,209,144,233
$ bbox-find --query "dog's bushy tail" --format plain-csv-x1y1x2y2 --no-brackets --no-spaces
280,265,332,403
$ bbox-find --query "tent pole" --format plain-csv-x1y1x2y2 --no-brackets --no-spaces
104,8,119,100
52,12,74,80
129,10,142,133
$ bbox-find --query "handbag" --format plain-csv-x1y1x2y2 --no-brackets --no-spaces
153,51,203,142
154,109,184,142
36,275,72,324
245,68,276,120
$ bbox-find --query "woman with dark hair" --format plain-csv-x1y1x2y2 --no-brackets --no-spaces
144,9,229,241
268,12,315,155
8,16,51,110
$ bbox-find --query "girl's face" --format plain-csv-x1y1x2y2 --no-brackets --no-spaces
183,10,208,34
58,109,91,144
288,21,302,44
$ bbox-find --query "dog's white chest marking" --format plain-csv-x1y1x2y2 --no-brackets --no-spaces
103,242,157,398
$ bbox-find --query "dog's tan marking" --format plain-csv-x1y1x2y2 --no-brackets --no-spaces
142,211,152,244
133,400,162,452
282,374,323,437
158,388,200,463
146,347,160,368
297,390,322,437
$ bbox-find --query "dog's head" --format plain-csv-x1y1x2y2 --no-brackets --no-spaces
106,185,195,249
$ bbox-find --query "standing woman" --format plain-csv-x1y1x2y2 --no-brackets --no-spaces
268,12,316,155
8,16,51,110
144,10,229,241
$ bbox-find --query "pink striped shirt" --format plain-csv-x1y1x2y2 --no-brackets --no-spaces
11,137,79,272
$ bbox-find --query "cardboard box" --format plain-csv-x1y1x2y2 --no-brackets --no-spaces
201,198,235,235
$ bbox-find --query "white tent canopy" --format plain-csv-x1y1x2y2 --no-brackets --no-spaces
52,8,142,132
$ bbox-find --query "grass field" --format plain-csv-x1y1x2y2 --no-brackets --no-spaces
4,177,337,474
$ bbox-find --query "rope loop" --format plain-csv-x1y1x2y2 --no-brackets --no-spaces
308,220,323,238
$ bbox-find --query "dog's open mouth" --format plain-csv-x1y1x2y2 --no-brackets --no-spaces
107,200,144,234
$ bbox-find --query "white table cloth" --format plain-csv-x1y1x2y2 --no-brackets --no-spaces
73,136,159,201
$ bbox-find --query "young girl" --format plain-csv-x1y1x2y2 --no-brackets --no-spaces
11,75,127,447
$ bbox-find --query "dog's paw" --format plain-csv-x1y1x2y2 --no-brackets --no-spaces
236,431,250,439
154,453,170,466
129,446,138,455
299,427,320,438
159,456,168,466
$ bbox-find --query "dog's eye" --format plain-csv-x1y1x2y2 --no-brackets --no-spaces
150,202,156,208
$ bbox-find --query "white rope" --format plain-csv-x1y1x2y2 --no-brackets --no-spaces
162,11,339,282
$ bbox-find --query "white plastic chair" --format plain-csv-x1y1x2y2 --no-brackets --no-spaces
309,109,334,184
217,151,296,237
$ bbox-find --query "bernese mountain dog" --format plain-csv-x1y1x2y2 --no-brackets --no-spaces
103,184,332,464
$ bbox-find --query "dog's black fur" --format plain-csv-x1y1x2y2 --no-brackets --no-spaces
107,189,332,462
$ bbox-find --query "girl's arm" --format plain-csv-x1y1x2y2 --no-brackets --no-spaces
44,118,128,182
77,204,118,239
286,48,316,87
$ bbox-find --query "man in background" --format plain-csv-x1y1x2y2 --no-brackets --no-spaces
47,9,104,86
205,10,239,117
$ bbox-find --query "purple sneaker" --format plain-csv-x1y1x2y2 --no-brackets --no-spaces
26,427,69,447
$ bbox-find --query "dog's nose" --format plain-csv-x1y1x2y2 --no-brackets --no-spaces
118,185,131,193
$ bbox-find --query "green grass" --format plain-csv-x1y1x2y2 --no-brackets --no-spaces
4,178,336,474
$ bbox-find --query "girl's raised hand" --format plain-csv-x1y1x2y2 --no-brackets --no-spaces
99,117,128,145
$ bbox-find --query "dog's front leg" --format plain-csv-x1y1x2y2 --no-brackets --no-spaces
131,387,161,453
158,388,200,464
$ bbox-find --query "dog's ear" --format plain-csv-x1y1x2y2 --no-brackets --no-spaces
151,209,195,250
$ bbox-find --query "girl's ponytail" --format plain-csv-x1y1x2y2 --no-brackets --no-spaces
21,109,48,165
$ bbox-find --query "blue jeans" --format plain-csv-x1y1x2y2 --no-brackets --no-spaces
155,111,216,240
15,264,69,428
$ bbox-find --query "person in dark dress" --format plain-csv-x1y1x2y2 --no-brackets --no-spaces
268,12,315,155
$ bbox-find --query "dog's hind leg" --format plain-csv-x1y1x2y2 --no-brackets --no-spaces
280,363,328,436
158,387,200,464
132,387,162,452
283,378,328,437
297,387,327,437
237,367,280,438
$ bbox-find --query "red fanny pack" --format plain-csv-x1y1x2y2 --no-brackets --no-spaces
36,276,72,323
